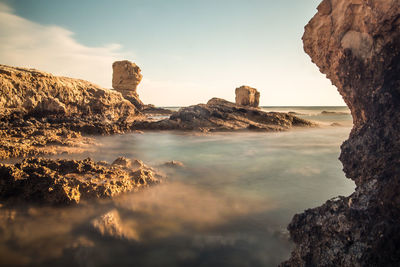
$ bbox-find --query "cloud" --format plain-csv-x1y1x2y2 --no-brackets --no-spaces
0,3,129,88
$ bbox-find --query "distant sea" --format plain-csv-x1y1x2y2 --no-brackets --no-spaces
2,106,355,267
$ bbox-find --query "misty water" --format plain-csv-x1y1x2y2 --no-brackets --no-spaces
0,107,355,267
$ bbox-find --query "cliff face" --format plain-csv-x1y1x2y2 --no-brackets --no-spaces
282,0,400,266
0,64,139,122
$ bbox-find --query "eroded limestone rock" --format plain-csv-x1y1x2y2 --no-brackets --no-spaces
112,60,144,109
0,157,162,205
0,64,147,160
0,64,139,121
282,1,400,266
235,85,260,107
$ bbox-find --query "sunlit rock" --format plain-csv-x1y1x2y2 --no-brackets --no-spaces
112,60,144,109
0,64,139,121
0,64,144,159
235,85,260,107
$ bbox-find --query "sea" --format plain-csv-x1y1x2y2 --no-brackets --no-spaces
0,106,355,267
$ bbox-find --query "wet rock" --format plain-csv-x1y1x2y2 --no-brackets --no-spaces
112,60,144,109
134,98,314,132
281,1,400,266
235,85,260,107
0,157,162,205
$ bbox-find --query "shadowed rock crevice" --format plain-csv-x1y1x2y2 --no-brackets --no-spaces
282,0,400,266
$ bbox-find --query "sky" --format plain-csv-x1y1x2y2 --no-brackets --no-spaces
0,0,345,106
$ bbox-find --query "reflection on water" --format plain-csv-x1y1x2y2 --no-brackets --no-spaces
0,107,355,266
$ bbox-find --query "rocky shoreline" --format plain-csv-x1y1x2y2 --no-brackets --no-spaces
0,62,315,205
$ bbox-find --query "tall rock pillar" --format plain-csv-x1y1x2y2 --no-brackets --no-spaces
112,60,144,109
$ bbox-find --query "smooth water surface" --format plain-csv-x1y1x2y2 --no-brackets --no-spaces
0,107,355,267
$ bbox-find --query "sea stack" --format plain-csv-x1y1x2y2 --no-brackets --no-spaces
112,60,144,109
281,0,400,266
235,85,260,107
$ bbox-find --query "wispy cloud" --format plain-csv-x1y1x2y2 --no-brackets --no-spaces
0,3,129,88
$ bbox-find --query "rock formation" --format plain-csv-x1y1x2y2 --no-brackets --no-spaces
0,64,139,121
134,98,314,132
0,157,162,205
0,64,147,159
281,0,400,266
235,85,260,107
112,60,144,109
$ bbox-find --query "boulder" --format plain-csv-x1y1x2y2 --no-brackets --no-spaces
235,85,260,107
112,60,144,109
281,0,400,266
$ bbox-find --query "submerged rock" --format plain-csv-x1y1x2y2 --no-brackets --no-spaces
235,85,260,107
91,209,138,240
0,157,162,205
282,0,400,266
134,98,314,132
163,160,184,168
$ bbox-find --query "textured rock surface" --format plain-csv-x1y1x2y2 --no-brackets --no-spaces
112,60,144,109
134,98,314,132
235,85,260,107
282,0,400,266
0,64,146,159
0,157,162,205
0,64,139,121
0,117,93,160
